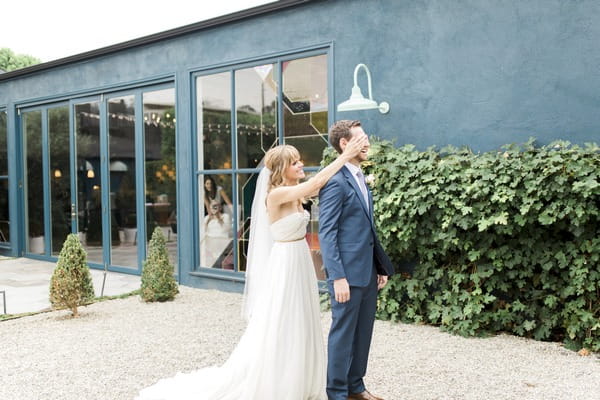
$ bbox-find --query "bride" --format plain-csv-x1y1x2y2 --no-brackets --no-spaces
135,133,367,400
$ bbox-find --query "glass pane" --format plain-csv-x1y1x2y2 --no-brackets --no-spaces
0,179,9,243
75,102,103,264
283,54,329,166
236,172,261,273
23,110,45,254
197,72,232,170
108,95,137,268
235,64,278,168
0,110,7,176
48,106,71,255
302,171,326,280
144,88,177,269
199,174,234,269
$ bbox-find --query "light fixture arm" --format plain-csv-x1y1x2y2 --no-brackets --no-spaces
353,63,374,101
337,63,390,114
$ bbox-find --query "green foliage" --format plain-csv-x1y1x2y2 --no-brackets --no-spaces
141,227,178,302
323,138,600,351
0,48,41,72
49,234,95,317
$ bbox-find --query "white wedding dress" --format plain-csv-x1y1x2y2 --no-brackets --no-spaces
135,210,326,400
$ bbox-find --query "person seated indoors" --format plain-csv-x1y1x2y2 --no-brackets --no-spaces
201,199,232,268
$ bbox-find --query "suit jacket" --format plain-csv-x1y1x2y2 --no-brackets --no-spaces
318,166,394,287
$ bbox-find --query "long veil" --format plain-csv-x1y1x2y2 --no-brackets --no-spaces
241,167,273,321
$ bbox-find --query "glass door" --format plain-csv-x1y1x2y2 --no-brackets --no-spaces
73,100,104,264
107,94,138,268
22,104,71,256
20,84,176,272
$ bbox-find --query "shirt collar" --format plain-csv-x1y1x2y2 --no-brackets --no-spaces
344,162,362,176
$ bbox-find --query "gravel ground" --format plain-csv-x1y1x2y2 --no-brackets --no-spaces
1,286,599,400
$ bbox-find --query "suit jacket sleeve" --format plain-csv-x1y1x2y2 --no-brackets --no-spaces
374,238,395,276
318,177,346,281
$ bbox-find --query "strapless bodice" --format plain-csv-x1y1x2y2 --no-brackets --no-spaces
270,210,309,242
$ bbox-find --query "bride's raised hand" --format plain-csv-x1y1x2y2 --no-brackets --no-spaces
341,133,368,160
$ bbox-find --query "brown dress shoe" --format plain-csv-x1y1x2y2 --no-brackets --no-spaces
347,389,384,400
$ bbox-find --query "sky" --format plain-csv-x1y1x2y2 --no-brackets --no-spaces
1,0,275,62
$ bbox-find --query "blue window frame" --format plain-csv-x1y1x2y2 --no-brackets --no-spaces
0,108,9,247
191,46,332,281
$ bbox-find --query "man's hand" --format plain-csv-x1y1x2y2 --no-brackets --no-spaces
333,278,350,303
377,275,388,290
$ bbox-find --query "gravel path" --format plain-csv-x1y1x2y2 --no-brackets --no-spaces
1,286,599,400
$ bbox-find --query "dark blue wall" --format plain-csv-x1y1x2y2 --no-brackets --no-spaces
331,0,600,150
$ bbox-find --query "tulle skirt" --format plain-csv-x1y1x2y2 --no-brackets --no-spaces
135,239,326,400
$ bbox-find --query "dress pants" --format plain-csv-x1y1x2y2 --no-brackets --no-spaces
326,270,378,400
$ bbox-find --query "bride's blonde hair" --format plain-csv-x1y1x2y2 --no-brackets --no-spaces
264,145,301,191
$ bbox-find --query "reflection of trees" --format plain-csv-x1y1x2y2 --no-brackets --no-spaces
0,111,7,174
236,99,277,168
48,107,71,252
201,109,232,170
145,107,176,205
24,111,44,238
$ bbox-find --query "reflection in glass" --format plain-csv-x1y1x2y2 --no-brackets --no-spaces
283,54,329,166
302,171,326,280
143,88,177,269
23,111,45,254
0,179,9,242
197,72,232,170
0,110,7,176
108,96,137,268
199,174,234,269
236,172,261,273
49,106,71,255
235,65,278,168
75,102,103,263
0,110,7,244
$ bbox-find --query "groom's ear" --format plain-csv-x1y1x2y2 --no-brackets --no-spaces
339,137,348,151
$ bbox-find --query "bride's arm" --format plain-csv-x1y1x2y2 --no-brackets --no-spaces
267,134,367,207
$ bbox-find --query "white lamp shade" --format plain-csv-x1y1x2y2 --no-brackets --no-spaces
337,85,380,111
337,63,390,114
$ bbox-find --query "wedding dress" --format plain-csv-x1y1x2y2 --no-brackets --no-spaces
135,210,326,400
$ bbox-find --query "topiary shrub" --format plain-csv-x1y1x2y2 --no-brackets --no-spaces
141,227,178,302
49,234,95,317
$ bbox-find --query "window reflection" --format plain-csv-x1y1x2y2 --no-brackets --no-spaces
108,95,137,268
195,53,329,274
0,110,7,176
23,110,45,254
0,179,9,243
283,54,329,166
0,110,8,244
236,172,260,272
144,88,177,269
75,102,103,264
235,65,278,168
48,106,71,255
197,72,232,170
199,174,234,269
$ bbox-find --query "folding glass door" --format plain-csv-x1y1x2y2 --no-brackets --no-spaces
21,85,176,273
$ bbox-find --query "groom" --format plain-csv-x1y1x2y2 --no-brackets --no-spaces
318,120,395,400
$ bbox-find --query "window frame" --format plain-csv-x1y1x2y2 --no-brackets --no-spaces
190,45,333,279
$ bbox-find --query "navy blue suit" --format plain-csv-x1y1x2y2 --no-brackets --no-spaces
319,166,394,400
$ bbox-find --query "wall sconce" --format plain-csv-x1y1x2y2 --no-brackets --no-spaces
337,63,389,114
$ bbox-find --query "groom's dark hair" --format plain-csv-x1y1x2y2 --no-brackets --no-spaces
329,120,362,154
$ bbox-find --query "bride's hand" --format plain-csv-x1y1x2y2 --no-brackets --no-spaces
341,133,368,160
